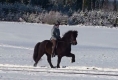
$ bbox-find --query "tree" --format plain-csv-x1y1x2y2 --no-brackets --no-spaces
0,0,5,3
6,0,21,3
0,0,29,3
30,0,50,8
82,0,85,11
101,0,105,9
82,0,96,11
103,0,109,10
20,0,29,4
75,0,83,10
97,0,101,9
113,0,117,11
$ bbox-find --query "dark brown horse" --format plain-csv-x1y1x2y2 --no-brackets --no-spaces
33,30,78,68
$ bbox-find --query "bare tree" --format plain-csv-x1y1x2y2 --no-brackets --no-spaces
113,0,117,11
103,0,109,10
95,0,101,10
101,0,104,9
82,0,85,11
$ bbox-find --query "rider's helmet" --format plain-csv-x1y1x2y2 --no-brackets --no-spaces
55,20,60,25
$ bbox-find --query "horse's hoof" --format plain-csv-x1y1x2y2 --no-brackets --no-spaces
51,54,56,58
57,66,60,68
34,63,37,67
51,66,56,68
71,59,75,63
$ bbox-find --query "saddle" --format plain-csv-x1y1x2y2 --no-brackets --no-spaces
50,38,61,57
50,38,61,48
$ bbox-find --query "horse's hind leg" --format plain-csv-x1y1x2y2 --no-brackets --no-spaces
66,53,75,63
34,52,44,67
46,53,55,68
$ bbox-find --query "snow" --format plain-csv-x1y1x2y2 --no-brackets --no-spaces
0,22,118,80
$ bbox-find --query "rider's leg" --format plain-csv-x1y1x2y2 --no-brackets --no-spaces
52,39,56,57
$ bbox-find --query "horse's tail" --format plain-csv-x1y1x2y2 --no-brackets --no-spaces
33,42,41,62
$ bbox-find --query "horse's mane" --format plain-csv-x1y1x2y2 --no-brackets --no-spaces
62,30,78,38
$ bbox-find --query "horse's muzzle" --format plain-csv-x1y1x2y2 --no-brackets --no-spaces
72,41,77,45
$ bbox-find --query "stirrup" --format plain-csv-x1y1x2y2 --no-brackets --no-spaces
51,50,55,57
51,51,55,57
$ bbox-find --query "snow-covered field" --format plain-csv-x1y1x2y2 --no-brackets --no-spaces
0,22,118,80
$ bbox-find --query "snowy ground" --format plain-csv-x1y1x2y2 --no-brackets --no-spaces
0,22,118,80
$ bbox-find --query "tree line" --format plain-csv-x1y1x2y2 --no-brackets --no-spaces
0,0,117,11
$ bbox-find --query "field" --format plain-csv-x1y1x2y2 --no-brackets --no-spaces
0,22,118,80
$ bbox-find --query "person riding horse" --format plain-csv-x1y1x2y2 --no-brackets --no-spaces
33,30,78,68
50,21,61,57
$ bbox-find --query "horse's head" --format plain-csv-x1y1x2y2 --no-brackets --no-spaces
62,30,78,45
70,30,78,45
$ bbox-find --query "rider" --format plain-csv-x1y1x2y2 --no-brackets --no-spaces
51,21,61,57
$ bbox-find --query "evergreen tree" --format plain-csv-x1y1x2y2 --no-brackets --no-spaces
75,0,83,10
0,0,5,3
20,0,29,4
7,0,18,3
30,0,49,8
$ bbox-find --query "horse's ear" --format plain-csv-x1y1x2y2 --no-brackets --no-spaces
73,30,78,37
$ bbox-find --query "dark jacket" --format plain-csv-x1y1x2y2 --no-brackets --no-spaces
51,26,60,40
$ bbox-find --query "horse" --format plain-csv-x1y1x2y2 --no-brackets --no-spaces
33,30,78,68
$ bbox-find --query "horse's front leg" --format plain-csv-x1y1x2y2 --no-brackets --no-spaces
66,53,75,63
57,56,62,68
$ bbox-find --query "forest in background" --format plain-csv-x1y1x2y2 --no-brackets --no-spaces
0,0,118,27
